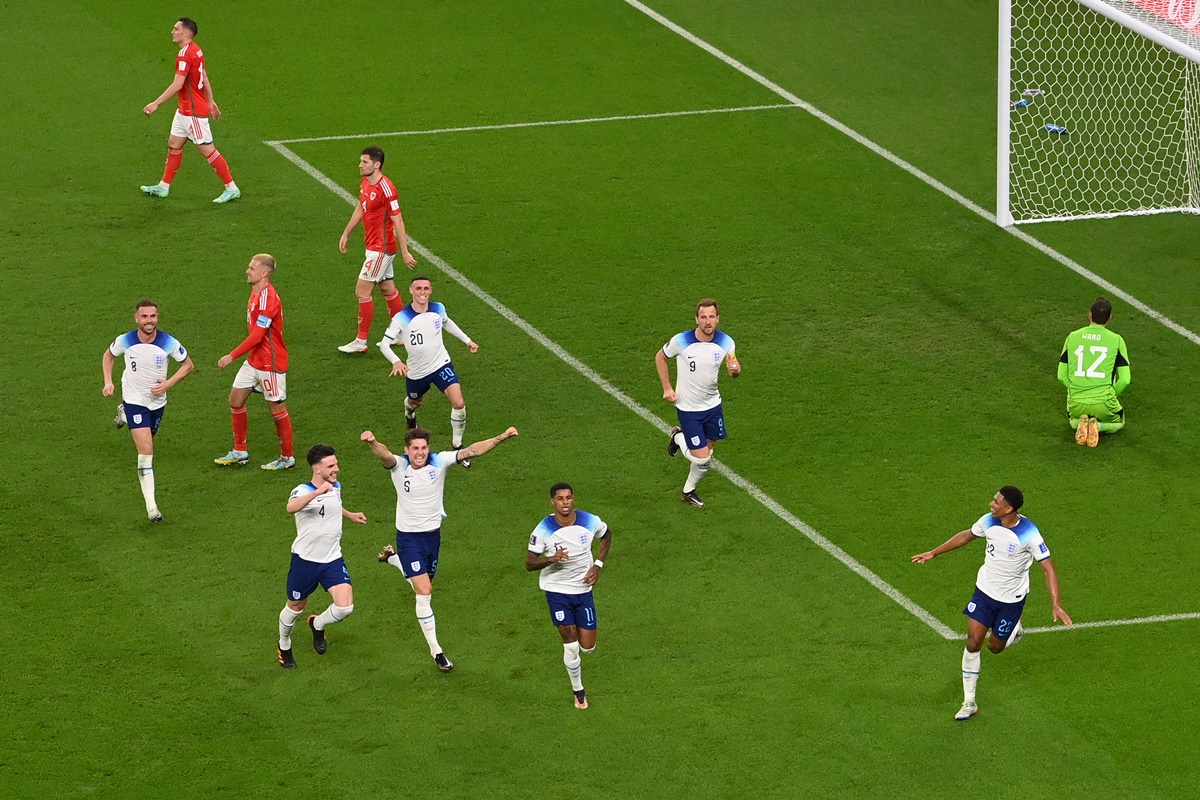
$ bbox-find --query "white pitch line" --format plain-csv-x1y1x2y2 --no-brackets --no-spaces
265,139,960,641
623,0,1200,347
272,104,797,144
943,611,1200,639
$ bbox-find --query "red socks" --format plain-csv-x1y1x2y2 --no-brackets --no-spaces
231,405,248,452
206,149,234,184
385,291,405,317
272,409,294,458
357,298,375,341
162,147,184,184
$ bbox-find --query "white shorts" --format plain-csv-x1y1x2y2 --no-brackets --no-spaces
170,110,213,144
358,251,396,283
233,361,287,402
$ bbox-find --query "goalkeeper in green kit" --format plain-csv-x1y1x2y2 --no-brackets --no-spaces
1058,297,1130,447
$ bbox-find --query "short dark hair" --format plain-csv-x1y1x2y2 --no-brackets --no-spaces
550,482,573,498
411,274,432,285
178,17,198,36
135,299,158,312
405,427,432,447
998,485,1024,513
307,444,336,466
696,298,719,316
1090,297,1113,325
362,146,386,167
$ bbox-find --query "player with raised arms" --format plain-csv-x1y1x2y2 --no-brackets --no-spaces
525,482,612,710
363,424,518,672
102,300,195,522
911,486,1072,721
277,444,367,669
378,275,478,461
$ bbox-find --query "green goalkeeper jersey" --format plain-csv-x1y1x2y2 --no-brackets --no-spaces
1057,323,1131,403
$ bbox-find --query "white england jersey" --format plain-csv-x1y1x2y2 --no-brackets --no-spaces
382,302,471,380
528,510,608,595
389,450,459,532
662,329,735,412
289,482,344,564
109,329,188,410
970,513,1051,603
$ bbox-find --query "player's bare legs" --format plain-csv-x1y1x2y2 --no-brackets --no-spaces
342,278,403,353
129,426,162,521
402,571,452,671
444,383,468,449
308,582,354,656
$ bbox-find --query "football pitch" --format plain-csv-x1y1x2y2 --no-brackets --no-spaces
6,1,1200,797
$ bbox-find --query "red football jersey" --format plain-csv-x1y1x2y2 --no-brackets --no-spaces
230,284,288,373
359,175,401,254
175,42,211,117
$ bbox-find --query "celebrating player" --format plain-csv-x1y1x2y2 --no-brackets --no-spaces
363,425,518,672
655,299,741,507
525,483,612,710
379,275,478,458
337,147,418,353
139,17,240,203
101,300,195,522
277,444,367,669
215,254,296,470
911,487,1072,721
1058,297,1131,447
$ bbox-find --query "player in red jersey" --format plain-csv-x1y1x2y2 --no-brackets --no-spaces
140,17,240,204
337,147,418,353
215,254,295,470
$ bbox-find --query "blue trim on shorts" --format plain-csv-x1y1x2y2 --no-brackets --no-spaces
406,363,460,400
545,590,597,630
285,554,351,601
677,404,726,449
124,403,165,436
963,586,1026,641
395,528,442,580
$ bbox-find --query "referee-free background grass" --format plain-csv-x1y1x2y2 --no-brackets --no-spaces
3,1,1199,797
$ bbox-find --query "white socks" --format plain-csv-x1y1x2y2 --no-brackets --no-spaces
415,593,442,656
962,648,981,702
278,605,302,649
137,454,157,514
450,407,467,448
403,397,417,421
313,604,354,630
563,641,583,691
684,458,711,493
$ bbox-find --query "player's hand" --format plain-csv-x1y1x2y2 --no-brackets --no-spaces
727,357,742,377
499,427,519,441
150,380,169,396
911,551,936,564
390,361,408,377
360,431,377,444
143,102,159,116
402,250,417,269
1053,605,1073,626
217,355,233,369
467,342,479,354
583,565,600,585
346,511,367,525
550,546,569,563
209,101,221,121
338,234,348,254
314,480,334,495
663,388,678,403
102,383,115,397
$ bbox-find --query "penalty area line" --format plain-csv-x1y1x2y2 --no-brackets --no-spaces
270,103,798,144
265,139,960,641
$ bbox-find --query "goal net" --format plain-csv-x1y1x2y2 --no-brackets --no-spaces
998,0,1200,225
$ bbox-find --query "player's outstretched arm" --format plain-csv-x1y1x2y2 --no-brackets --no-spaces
1038,557,1073,626
342,508,368,524
360,431,398,469
101,349,117,397
457,427,518,462
584,529,612,586
911,530,975,564
655,349,677,403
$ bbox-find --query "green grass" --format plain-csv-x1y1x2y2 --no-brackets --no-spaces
3,1,1199,798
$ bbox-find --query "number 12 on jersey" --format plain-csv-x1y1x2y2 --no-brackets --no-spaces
1073,345,1108,378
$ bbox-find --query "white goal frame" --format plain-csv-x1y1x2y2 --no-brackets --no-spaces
998,0,1200,225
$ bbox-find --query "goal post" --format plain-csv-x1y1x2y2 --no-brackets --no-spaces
998,0,1200,226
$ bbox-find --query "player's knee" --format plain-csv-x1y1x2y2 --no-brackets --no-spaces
451,402,466,414
580,644,596,654
988,638,1006,654
333,604,354,621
